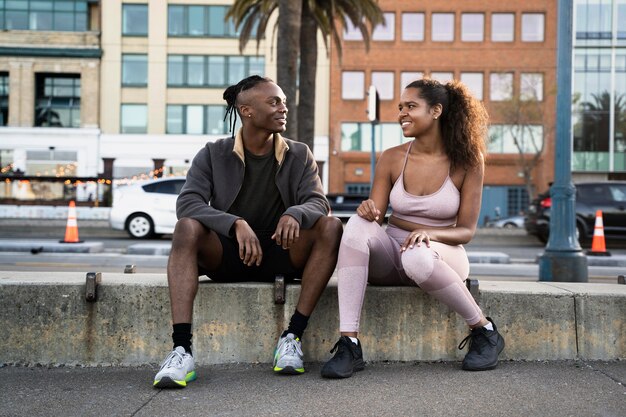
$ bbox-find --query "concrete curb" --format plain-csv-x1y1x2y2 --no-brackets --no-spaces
1,272,624,366
0,240,104,253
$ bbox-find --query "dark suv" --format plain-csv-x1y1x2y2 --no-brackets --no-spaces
524,181,626,243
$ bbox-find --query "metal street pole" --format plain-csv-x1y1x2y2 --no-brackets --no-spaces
538,0,588,282
367,85,380,190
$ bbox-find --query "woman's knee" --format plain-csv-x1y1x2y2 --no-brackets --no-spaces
342,215,381,247
402,246,435,284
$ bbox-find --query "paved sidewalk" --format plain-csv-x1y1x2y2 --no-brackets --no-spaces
1,360,625,417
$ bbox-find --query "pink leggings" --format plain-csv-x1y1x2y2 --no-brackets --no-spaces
338,215,483,333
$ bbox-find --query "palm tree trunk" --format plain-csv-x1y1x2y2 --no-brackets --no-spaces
297,1,317,151
277,0,302,139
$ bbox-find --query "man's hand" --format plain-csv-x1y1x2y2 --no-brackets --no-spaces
272,215,300,249
356,199,381,222
234,219,262,266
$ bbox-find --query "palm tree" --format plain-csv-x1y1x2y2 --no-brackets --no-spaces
227,0,384,149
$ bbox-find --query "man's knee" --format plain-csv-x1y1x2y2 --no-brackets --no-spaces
314,215,343,243
172,218,208,246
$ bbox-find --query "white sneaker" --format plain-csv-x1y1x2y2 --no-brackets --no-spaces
273,333,305,374
153,346,196,388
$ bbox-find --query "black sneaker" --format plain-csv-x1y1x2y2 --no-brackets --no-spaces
320,336,365,378
459,317,505,371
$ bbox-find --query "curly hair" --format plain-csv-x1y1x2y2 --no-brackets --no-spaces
405,78,488,169
223,75,274,138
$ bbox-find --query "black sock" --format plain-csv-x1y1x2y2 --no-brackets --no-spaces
282,309,309,339
172,323,192,355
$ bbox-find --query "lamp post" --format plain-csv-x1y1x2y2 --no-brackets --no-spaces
367,85,380,189
538,0,588,282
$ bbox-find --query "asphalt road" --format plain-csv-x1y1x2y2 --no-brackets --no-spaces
0,220,624,282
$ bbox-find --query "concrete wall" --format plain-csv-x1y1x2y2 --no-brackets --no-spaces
1,272,624,366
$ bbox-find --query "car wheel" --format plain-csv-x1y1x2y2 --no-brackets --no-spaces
503,222,517,229
576,223,585,245
126,213,155,239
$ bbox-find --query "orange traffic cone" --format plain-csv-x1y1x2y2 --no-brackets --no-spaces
587,210,610,256
60,200,82,243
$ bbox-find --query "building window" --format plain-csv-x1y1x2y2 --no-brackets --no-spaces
373,12,395,41
167,55,265,87
461,13,484,42
187,56,205,86
520,73,544,101
342,71,365,100
521,13,544,42
35,74,80,128
431,72,454,84
166,104,230,135
490,73,514,101
122,54,148,87
491,13,515,42
25,149,77,177
122,4,148,36
341,122,409,152
121,104,147,134
1,0,89,31
575,0,613,40
432,13,454,42
488,124,544,153
0,73,8,126
400,71,424,93
460,72,484,100
167,5,239,37
402,13,424,41
619,1,626,39
371,72,394,100
343,20,363,41
0,150,14,174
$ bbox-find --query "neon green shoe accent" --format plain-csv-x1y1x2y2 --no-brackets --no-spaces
186,370,197,382
274,366,304,374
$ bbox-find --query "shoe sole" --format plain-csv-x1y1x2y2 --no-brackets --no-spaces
462,339,505,371
153,371,197,388
321,359,365,379
273,365,305,375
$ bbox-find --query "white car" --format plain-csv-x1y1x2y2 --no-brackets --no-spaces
109,177,186,238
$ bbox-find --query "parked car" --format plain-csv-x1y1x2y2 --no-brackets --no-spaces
326,194,368,219
110,177,186,238
485,215,525,229
524,181,626,243
326,194,394,219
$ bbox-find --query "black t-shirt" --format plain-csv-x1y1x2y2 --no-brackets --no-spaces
228,148,286,237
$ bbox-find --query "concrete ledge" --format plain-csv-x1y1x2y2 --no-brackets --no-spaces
1,271,624,366
0,239,103,253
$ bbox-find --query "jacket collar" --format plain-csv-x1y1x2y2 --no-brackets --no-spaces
233,128,289,165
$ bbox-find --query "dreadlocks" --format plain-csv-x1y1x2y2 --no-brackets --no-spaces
223,75,273,138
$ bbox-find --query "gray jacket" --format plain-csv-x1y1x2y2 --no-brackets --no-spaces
177,129,329,237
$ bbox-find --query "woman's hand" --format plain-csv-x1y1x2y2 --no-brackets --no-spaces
356,199,381,222
401,230,431,252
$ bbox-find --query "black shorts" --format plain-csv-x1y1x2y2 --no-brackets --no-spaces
200,232,302,283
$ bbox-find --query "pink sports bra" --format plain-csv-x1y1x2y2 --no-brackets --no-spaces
389,142,460,227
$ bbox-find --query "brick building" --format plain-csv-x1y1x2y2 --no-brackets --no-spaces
328,0,560,223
